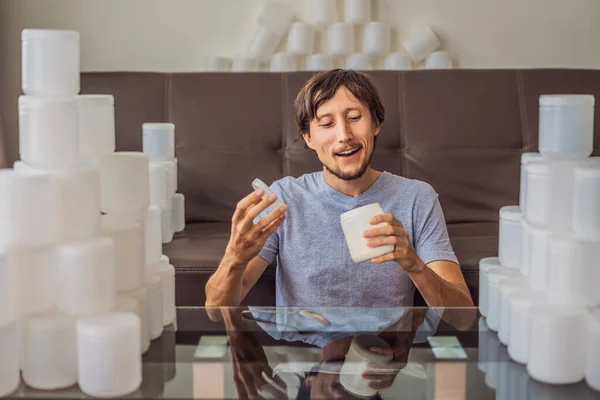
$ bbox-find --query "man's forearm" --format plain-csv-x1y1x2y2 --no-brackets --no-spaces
205,256,247,307
408,260,474,307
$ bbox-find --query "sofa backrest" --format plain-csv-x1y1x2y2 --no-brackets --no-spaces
80,69,600,225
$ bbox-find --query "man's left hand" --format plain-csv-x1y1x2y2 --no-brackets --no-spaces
363,213,423,273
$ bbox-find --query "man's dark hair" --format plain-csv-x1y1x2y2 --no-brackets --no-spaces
293,69,385,142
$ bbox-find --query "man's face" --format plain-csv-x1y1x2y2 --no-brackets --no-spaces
303,86,380,181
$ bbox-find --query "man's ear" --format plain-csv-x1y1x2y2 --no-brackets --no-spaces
374,123,381,137
303,132,315,150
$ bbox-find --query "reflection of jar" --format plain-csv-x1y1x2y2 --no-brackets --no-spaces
340,203,394,263
340,335,393,398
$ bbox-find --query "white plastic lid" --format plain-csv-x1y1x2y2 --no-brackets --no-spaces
509,290,546,309
22,29,79,41
154,263,175,279
499,277,529,294
143,123,175,132
101,216,142,232
252,178,273,195
161,254,170,264
122,286,148,301
340,203,383,223
539,94,595,107
589,309,600,332
527,225,551,239
77,94,114,107
521,152,543,164
529,304,587,327
499,205,522,222
487,267,522,284
114,297,138,314
19,95,76,109
77,312,140,337
547,231,595,250
24,311,74,332
525,161,550,175
575,163,600,179
59,236,113,257
479,257,501,272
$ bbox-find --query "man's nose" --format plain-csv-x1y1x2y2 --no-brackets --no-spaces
335,119,353,142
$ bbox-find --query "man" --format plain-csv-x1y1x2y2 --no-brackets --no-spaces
205,69,473,308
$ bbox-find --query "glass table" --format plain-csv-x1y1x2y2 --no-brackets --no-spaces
7,307,600,399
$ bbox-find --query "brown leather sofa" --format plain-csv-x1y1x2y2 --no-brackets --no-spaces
80,69,600,307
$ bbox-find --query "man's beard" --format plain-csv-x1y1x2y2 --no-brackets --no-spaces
323,145,374,181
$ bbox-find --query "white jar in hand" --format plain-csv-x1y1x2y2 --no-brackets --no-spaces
341,203,394,263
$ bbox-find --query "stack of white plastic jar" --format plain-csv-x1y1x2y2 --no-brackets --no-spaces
0,29,178,398
478,94,600,393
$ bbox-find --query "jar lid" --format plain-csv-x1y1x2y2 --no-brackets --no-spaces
487,267,521,284
510,290,546,309
340,203,382,223
24,310,75,332
520,152,543,164
547,232,596,251
143,123,175,132
19,95,76,109
77,312,140,337
575,164,600,179
529,304,587,327
114,296,138,314
499,277,529,294
121,286,148,300
22,29,79,41
499,205,522,222
527,225,551,239
539,94,595,107
479,257,501,272
77,94,114,107
525,161,550,175
150,257,175,279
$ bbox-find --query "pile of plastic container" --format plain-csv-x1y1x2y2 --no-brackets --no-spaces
204,0,453,72
479,93,600,392
0,29,181,398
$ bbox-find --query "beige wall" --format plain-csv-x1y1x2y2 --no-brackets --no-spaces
2,0,600,164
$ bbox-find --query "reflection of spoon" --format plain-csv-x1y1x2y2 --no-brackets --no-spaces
241,310,331,327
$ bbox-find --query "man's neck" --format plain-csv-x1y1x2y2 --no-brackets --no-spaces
323,167,382,198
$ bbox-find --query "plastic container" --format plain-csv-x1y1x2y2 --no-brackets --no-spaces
478,317,490,372
11,246,57,316
519,153,543,215
498,206,522,269
257,1,294,37
159,203,174,243
203,55,231,72
77,312,142,398
498,277,529,345
22,311,77,390
246,26,281,63
339,335,393,398
77,95,116,164
527,305,587,384
99,152,150,219
0,323,20,397
547,233,600,308
524,224,551,291
573,164,600,237
152,256,176,326
101,217,144,292
0,250,16,328
586,309,600,391
340,203,394,263
486,267,522,332
145,206,163,267
56,236,116,316
172,193,185,233
149,162,170,206
142,123,175,161
346,53,372,70
344,0,371,24
479,257,502,317
232,57,260,72
287,23,315,55
21,29,79,96
402,25,440,63
484,329,501,389
384,52,412,70
308,0,337,26
524,160,577,230
270,53,297,72
508,290,546,364
145,274,163,340
520,220,530,277
118,290,150,354
328,23,354,56
19,96,79,170
425,51,453,69
538,95,594,160
306,54,334,71
363,22,390,55
0,170,58,248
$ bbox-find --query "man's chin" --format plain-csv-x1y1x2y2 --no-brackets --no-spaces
325,164,368,181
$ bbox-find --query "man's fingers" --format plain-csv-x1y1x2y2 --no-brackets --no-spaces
237,195,280,235
362,224,398,238
366,235,399,249
253,203,288,233
233,190,264,223
258,213,286,240
369,346,394,355
369,213,404,228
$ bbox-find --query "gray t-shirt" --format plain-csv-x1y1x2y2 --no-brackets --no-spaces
258,171,458,307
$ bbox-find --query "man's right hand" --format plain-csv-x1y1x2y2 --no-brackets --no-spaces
224,189,287,266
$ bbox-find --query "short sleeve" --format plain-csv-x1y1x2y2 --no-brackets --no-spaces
413,188,459,266
258,229,279,265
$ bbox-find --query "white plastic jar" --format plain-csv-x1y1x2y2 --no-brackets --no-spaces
142,123,175,161
498,206,522,269
498,277,529,345
21,29,79,97
527,305,587,385
507,290,546,364
77,95,115,164
586,309,600,391
524,224,551,291
341,203,394,263
573,163,600,237
519,152,543,215
479,257,502,317
486,267,522,332
538,95,594,160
